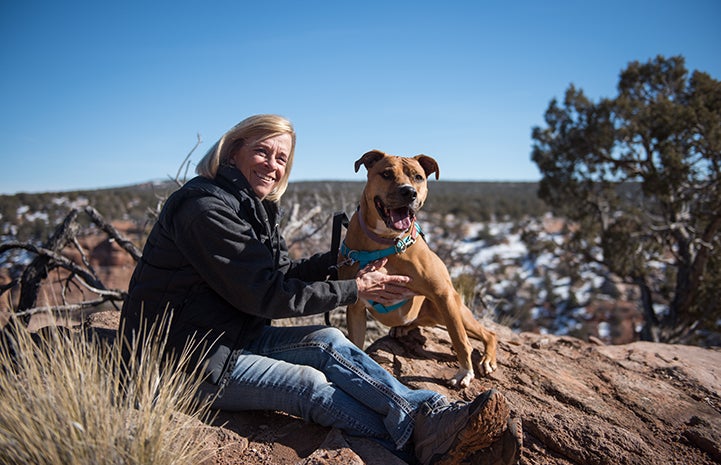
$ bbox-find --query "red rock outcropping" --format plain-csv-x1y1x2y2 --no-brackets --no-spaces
177,320,720,465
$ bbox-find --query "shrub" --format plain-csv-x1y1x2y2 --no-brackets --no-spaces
0,317,215,465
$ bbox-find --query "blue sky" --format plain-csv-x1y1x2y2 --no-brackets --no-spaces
1,1,719,194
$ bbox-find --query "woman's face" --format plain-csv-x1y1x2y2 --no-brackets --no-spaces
231,133,292,200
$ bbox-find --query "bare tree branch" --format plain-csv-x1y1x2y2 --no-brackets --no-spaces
9,296,125,318
1,241,105,291
170,133,202,187
83,206,142,261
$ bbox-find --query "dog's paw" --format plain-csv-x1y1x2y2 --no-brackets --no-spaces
480,354,498,375
449,368,474,388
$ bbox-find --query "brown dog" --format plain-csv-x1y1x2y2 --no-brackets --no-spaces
338,150,498,388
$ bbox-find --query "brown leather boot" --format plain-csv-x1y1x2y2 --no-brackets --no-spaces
413,389,510,465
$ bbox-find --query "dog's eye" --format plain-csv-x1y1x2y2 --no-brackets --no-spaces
381,171,393,180
414,174,425,182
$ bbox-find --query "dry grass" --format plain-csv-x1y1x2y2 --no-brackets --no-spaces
0,316,216,465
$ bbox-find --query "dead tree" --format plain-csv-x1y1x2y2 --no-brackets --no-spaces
0,206,141,326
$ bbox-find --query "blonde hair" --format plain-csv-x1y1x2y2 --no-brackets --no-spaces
196,114,296,202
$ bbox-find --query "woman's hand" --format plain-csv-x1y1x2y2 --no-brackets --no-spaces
355,258,416,305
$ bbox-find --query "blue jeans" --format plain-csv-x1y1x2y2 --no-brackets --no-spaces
204,325,445,450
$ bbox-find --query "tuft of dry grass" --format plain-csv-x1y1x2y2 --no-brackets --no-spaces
0,316,216,465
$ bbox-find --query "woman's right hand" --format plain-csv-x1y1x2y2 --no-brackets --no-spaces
355,258,416,305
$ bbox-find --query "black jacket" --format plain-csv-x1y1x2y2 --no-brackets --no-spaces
120,166,358,386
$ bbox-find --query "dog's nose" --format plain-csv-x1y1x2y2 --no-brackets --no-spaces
399,185,417,201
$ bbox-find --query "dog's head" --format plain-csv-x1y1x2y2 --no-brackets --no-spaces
354,150,439,233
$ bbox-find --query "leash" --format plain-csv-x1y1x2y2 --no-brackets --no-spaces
325,211,349,325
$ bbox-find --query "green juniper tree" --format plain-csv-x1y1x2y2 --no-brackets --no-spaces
531,55,721,344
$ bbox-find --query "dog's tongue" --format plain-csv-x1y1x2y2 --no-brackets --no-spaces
389,208,412,230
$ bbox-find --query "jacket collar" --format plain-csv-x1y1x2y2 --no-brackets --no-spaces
217,165,255,198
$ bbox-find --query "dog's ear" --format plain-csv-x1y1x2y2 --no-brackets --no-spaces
355,150,386,172
415,155,440,180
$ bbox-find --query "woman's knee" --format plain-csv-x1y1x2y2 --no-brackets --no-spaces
307,326,348,345
294,363,331,389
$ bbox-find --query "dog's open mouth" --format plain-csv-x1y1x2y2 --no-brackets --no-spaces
374,197,415,231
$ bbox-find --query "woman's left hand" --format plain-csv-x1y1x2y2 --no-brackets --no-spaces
355,258,417,305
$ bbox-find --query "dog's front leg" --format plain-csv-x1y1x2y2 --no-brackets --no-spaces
346,302,368,349
441,296,476,388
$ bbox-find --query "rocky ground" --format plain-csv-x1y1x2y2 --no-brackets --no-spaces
87,312,721,465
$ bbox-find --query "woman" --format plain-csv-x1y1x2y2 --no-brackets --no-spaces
120,114,521,464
